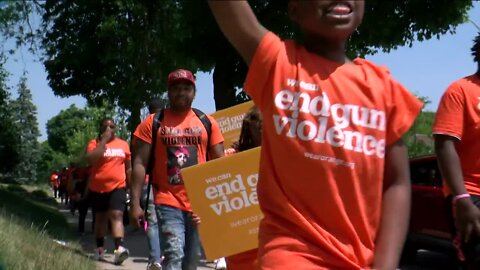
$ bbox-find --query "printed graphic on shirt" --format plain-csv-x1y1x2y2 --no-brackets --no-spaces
160,126,203,146
103,148,127,158
273,78,387,168
167,146,198,185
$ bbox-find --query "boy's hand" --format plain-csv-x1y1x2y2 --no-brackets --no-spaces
192,213,201,225
455,198,480,242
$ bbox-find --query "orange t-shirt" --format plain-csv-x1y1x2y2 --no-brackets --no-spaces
87,137,131,193
133,109,224,211
244,32,422,269
432,75,480,196
50,173,59,188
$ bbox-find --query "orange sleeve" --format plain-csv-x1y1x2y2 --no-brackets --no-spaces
124,140,131,160
432,83,465,140
243,31,283,107
86,139,97,152
133,114,154,144
385,79,423,145
207,115,224,147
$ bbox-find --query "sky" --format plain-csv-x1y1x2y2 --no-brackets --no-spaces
5,2,480,141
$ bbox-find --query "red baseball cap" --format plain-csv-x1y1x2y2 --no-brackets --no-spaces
167,69,195,87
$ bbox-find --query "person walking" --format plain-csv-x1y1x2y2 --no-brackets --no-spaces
129,69,225,270
433,33,480,270
86,117,131,265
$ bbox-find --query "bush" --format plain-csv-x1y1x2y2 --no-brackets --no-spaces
30,189,50,200
5,184,28,194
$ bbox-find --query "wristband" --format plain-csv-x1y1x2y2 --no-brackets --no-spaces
452,193,470,205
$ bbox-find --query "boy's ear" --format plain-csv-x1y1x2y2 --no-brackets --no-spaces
287,0,299,23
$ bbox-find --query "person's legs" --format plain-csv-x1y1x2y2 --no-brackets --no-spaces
182,211,201,270
142,185,161,264
78,199,88,233
89,191,108,260
108,188,129,265
159,205,186,270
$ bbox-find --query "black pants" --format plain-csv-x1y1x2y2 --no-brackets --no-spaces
77,198,94,233
448,195,480,270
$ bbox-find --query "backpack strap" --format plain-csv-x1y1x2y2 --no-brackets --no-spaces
146,110,164,175
144,110,164,221
192,108,212,161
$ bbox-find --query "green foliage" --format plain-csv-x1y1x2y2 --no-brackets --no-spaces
0,1,44,56
0,187,95,270
42,0,198,131
45,103,129,173
10,76,41,182
40,0,473,116
35,141,66,184
404,95,435,157
0,60,20,176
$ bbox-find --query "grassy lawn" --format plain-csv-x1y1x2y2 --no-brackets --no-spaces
0,185,95,270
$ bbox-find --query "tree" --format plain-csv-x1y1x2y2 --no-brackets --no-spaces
46,103,129,161
10,76,41,181
180,0,474,109
0,1,44,58
42,0,198,132
404,95,435,157
0,59,20,177
41,0,473,126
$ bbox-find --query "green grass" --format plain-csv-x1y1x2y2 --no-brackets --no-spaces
0,186,95,270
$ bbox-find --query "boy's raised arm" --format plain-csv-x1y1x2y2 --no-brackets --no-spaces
208,0,268,65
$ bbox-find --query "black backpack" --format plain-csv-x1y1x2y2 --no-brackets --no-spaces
144,108,212,217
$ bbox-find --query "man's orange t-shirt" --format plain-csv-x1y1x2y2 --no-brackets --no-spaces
87,137,131,193
432,75,480,196
244,32,422,269
133,109,224,211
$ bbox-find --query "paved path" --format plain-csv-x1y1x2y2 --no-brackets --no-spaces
57,203,213,270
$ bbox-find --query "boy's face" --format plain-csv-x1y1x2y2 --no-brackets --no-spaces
288,0,364,41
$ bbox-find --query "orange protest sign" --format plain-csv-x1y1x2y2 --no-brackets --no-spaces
182,147,261,260
211,101,254,149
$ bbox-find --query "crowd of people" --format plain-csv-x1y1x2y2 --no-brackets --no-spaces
46,1,480,269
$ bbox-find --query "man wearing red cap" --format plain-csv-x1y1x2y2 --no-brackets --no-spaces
130,69,225,270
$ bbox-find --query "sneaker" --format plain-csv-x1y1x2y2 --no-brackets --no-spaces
215,257,227,270
146,262,162,270
113,246,129,265
94,247,105,261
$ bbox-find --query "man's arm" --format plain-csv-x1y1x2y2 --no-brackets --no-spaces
125,159,132,189
209,143,225,160
435,135,466,196
435,134,480,242
208,1,268,65
373,139,411,270
129,139,151,227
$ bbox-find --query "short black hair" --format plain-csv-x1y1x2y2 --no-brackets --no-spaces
472,32,480,63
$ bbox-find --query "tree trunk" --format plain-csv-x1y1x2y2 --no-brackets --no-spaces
213,56,238,111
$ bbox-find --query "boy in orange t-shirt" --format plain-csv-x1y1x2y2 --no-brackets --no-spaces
208,1,423,269
433,33,480,269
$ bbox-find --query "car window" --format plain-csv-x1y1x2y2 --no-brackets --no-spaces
410,159,442,187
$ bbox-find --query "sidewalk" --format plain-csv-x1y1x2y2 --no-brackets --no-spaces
57,202,214,270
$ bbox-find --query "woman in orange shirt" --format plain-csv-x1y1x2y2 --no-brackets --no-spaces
225,106,262,270
86,117,131,265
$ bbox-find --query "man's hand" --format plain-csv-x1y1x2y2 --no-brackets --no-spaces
129,204,144,229
455,199,480,242
192,213,201,225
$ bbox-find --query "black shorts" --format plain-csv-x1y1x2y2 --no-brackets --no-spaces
89,188,127,213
